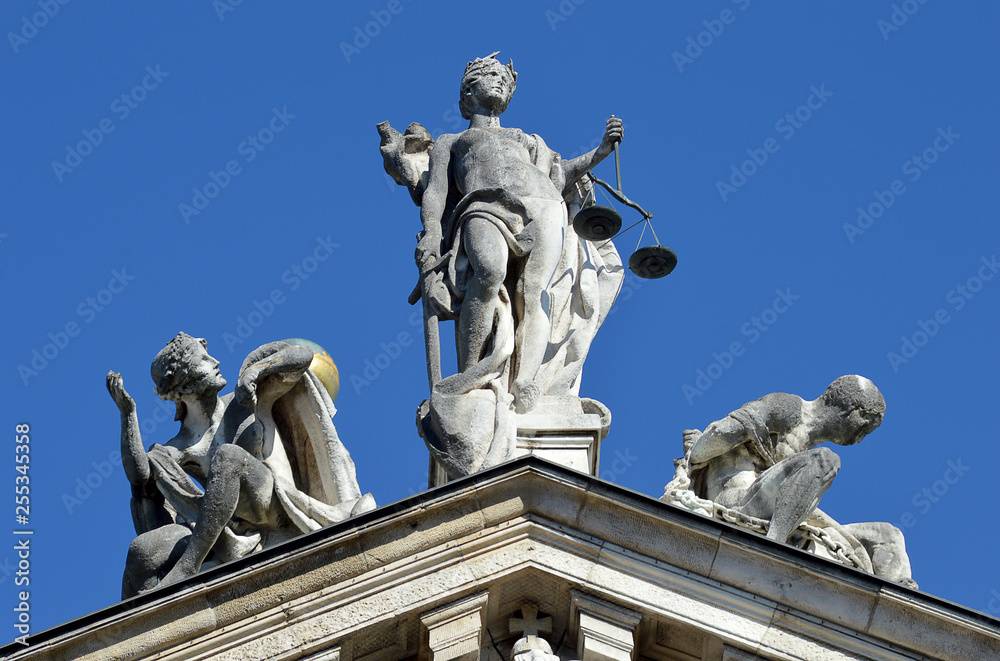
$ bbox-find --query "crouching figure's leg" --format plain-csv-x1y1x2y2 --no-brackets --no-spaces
738,446,841,543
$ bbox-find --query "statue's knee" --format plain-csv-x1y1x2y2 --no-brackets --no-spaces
211,443,248,476
872,522,905,546
214,443,241,461
812,446,841,477
472,258,506,291
126,536,151,565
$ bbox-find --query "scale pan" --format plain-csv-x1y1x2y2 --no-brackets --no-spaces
629,245,677,279
572,205,622,241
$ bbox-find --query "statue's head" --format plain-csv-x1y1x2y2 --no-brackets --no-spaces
820,375,885,445
460,52,517,119
151,332,226,402
511,636,553,661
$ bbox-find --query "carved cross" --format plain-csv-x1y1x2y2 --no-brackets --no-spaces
510,603,552,639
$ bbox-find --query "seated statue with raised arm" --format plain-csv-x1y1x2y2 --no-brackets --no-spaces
109,333,374,596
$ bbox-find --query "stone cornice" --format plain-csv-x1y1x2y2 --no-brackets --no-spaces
5,457,998,660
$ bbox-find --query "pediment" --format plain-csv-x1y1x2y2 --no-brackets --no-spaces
5,457,998,660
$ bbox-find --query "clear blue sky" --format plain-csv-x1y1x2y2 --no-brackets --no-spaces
2,0,998,637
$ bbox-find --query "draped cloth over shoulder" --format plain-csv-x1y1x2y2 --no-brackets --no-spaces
239,341,371,538
268,369,366,532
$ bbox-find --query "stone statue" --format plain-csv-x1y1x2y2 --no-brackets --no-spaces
378,53,625,479
108,333,374,596
662,375,916,587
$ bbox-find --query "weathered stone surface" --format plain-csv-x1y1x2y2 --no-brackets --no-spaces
358,490,484,568
579,489,722,578
569,590,641,661
709,535,879,632
421,592,489,661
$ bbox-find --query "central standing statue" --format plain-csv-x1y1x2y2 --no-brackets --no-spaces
379,53,625,478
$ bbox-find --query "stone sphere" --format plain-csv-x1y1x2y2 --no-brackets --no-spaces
282,338,340,403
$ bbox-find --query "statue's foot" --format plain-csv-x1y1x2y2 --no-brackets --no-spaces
215,530,262,563
513,379,540,414
157,563,195,590
764,525,790,544
351,493,377,516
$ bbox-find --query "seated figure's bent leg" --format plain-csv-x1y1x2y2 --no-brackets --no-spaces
460,217,509,372
738,446,841,543
512,198,565,412
158,444,276,588
122,524,191,598
841,521,916,587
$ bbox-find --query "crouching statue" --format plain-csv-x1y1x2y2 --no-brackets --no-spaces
108,333,375,596
662,375,916,588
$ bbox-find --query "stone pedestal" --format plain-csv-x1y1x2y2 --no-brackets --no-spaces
429,397,610,488
512,397,607,476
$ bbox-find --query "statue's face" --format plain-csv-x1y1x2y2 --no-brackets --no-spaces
831,405,882,446
464,63,513,113
153,333,227,401
184,344,226,396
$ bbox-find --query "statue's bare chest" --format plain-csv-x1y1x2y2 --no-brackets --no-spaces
454,128,532,166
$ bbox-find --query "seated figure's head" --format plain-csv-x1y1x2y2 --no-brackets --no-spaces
820,375,885,445
460,52,517,119
151,332,226,402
